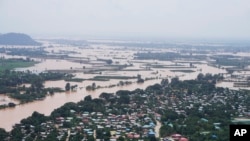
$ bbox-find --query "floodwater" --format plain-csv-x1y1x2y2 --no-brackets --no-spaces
0,95,19,105
0,42,231,131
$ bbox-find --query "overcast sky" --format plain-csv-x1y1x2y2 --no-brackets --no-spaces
1,0,250,40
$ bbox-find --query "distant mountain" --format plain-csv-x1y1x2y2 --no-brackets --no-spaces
0,33,41,46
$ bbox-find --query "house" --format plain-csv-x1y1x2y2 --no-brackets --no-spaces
171,134,182,141
148,129,155,137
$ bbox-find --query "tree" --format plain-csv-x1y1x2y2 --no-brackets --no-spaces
137,74,144,83
25,136,34,141
71,84,78,91
149,136,157,141
8,102,16,107
92,82,96,90
187,89,192,95
137,74,142,80
137,78,144,83
86,85,92,91
0,128,8,140
65,83,70,91
10,127,24,141
100,92,113,100
171,77,179,86
118,95,130,104
44,129,58,141
106,59,113,65
197,73,204,81
119,81,124,86
161,79,169,86
117,136,125,141
84,95,92,101
21,111,47,126
87,135,95,141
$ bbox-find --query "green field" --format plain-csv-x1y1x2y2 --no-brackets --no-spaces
0,59,37,72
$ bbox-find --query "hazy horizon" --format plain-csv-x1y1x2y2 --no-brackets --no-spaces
1,0,250,41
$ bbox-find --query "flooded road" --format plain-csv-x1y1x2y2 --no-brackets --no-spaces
155,120,162,138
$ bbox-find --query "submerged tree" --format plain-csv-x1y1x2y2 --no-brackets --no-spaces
65,83,70,91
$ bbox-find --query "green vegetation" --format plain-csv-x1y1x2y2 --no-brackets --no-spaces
0,58,36,71
135,52,206,61
0,128,8,140
211,55,250,67
8,85,63,104
0,70,66,104
86,82,97,91
0,47,48,57
97,59,113,65
87,78,109,81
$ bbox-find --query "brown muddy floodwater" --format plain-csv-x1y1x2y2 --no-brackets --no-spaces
0,95,19,105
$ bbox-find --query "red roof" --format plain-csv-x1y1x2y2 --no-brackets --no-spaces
179,137,189,141
127,133,140,139
171,134,182,140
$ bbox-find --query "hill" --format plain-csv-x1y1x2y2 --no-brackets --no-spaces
0,33,41,46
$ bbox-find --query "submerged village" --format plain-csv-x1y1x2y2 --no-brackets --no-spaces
1,33,250,141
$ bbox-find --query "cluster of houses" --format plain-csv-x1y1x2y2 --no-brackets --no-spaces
159,87,249,119
14,120,57,141
53,110,159,140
